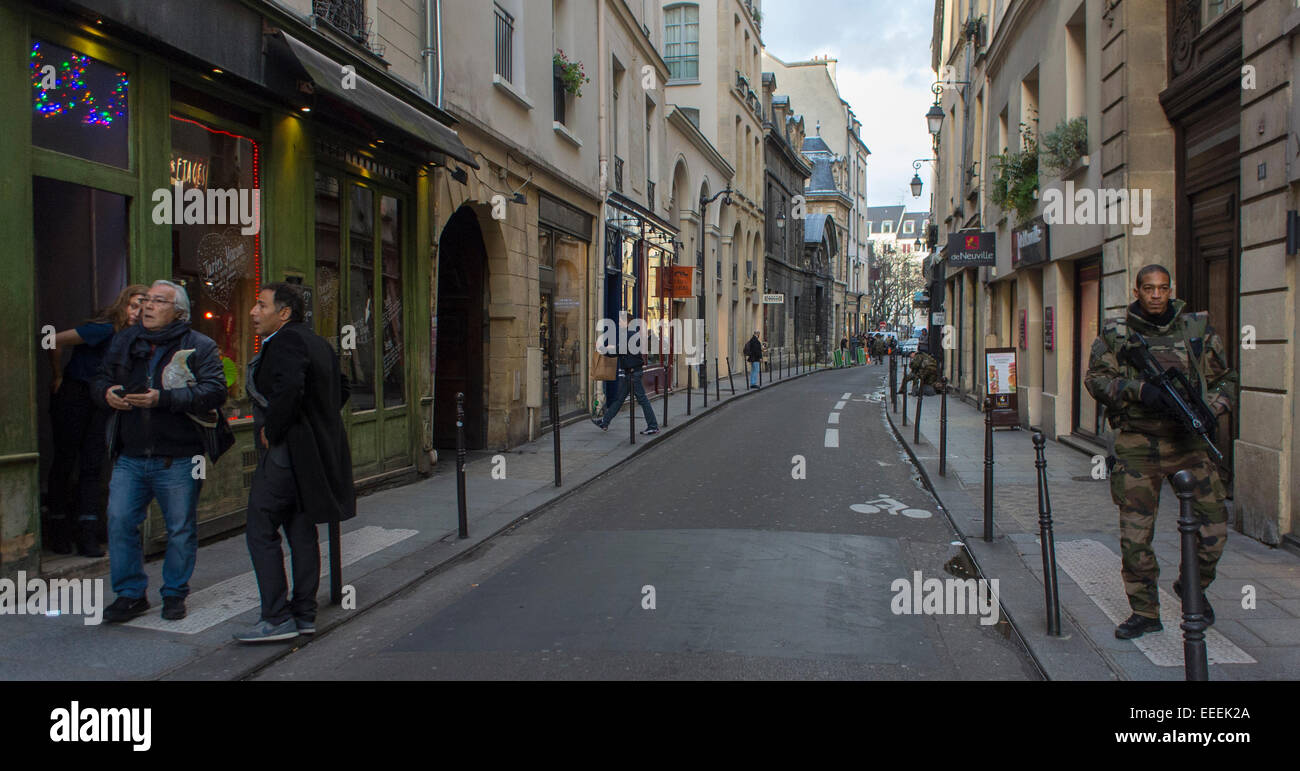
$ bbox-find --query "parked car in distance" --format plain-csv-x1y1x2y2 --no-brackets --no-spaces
900,338,920,354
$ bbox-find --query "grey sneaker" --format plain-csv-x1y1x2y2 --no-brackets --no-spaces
233,618,300,643
294,617,316,635
591,416,608,432
640,426,660,435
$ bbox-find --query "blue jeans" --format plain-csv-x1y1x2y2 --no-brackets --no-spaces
749,361,760,386
600,368,658,429
107,455,203,600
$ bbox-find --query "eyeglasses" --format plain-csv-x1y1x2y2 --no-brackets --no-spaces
143,296,176,306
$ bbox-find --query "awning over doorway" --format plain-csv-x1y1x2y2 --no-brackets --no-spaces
269,30,478,169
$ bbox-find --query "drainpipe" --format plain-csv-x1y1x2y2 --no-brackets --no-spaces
594,1,608,411
424,0,443,107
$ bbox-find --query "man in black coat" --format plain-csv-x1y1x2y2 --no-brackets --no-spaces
234,282,355,643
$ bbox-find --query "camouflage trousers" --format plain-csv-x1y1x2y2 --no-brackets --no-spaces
1110,430,1228,619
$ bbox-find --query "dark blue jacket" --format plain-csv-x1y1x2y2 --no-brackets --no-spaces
91,324,227,458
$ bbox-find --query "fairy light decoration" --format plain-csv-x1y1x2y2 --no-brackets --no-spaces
30,41,128,126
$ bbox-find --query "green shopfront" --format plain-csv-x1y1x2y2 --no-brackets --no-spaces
0,0,476,578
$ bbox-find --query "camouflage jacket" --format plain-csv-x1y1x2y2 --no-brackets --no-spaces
1085,298,1236,436
903,352,939,385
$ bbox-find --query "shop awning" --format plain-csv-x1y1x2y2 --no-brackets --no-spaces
271,31,478,169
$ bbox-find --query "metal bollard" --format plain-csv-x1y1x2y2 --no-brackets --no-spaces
456,392,468,539
328,520,342,605
1032,431,1061,636
702,359,708,409
939,378,948,477
914,387,924,444
661,371,668,428
550,364,561,487
983,396,994,542
686,362,692,416
889,354,898,413
726,357,736,394
714,358,721,401
901,377,909,427
628,368,636,445
1172,470,1210,681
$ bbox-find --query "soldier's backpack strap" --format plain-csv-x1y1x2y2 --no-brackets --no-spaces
1179,311,1212,400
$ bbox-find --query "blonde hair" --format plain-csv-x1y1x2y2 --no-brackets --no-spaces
92,284,151,331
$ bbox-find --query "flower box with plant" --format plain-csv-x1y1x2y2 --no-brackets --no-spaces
553,50,589,98
1040,116,1089,178
989,123,1039,224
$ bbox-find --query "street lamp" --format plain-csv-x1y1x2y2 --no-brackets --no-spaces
909,158,935,199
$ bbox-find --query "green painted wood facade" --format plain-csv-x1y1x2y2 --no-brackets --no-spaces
0,1,437,579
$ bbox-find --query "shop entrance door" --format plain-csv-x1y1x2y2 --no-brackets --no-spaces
32,177,130,554
314,173,412,477
434,206,486,450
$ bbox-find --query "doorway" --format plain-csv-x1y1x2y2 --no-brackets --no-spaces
434,206,487,450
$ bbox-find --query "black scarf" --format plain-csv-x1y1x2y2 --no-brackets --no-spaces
1130,301,1175,328
126,320,191,359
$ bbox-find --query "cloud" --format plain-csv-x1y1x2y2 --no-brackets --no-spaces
762,0,937,208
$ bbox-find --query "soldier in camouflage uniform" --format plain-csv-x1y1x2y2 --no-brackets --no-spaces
1085,264,1237,640
898,343,940,396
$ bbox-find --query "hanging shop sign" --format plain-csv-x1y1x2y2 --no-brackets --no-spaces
1011,215,1049,269
658,265,694,298
944,231,996,267
762,293,785,304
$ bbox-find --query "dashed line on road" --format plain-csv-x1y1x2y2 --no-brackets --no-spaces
834,401,846,410
841,393,852,399
827,412,840,424
824,428,839,447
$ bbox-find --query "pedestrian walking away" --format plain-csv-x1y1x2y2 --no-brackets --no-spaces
1085,264,1237,640
236,282,356,643
745,330,764,388
91,280,228,623
45,283,149,557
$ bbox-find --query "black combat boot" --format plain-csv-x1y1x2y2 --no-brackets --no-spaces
1115,613,1163,639
46,516,73,555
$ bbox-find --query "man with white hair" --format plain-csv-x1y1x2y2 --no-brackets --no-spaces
92,280,227,623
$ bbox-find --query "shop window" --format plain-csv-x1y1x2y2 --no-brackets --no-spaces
168,114,260,419
30,39,129,169
380,195,404,408
348,184,376,411
314,173,342,350
539,226,587,423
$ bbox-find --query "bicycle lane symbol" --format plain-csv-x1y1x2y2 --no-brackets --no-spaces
849,496,932,519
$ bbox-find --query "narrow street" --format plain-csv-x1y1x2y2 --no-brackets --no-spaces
256,363,1040,680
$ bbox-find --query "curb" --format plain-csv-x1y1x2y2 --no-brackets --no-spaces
880,380,1123,681
183,362,842,680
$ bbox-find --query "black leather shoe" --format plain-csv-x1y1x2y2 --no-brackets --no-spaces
1115,613,1163,639
103,596,150,624
161,596,187,620
1172,580,1215,626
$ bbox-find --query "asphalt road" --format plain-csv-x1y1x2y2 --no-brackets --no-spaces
255,362,1042,680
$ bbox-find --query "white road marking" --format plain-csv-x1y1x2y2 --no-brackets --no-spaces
876,460,891,466
824,428,839,447
827,412,840,424
1053,539,1255,666
834,401,846,410
841,393,852,399
124,525,418,635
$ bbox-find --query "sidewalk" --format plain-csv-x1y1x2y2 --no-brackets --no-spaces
0,356,840,681
885,379,1300,680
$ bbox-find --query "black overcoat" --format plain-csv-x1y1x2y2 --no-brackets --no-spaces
254,322,356,523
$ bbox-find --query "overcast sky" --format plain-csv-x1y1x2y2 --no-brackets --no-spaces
761,0,936,210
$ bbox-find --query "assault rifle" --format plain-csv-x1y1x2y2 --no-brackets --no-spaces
1120,331,1225,468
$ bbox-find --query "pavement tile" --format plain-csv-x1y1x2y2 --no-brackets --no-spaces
1237,618,1300,647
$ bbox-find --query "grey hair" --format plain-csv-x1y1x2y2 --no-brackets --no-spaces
152,279,191,322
